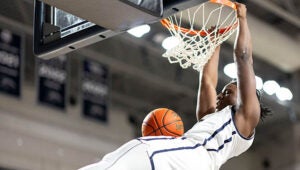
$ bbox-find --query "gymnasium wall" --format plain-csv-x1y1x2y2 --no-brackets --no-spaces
0,83,134,170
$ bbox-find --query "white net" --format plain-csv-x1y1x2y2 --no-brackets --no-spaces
161,1,238,72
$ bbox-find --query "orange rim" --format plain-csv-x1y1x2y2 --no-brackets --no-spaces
210,0,236,10
160,0,237,36
160,19,238,36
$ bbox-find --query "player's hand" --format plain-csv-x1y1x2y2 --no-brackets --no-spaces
207,25,219,41
207,26,217,33
235,2,247,19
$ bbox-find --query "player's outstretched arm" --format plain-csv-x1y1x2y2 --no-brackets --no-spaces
196,45,220,121
233,2,260,138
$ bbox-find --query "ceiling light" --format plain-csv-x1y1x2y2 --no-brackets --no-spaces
223,63,237,78
127,24,150,38
263,80,280,95
162,36,180,50
276,87,293,101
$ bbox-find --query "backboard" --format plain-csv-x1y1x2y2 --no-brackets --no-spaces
34,0,207,59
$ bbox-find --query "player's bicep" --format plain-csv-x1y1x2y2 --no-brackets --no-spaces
234,103,260,138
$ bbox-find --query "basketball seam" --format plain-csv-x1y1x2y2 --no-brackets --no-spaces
162,122,183,136
163,120,182,126
162,110,182,126
144,112,161,136
142,122,156,136
153,109,167,135
162,110,183,136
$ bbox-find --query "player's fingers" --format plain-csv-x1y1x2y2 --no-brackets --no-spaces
235,2,246,18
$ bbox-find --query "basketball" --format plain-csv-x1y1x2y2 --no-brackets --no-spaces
141,108,184,137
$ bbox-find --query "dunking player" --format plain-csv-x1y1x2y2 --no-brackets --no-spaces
79,2,271,170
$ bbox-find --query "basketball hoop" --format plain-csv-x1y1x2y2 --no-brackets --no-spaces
161,0,238,71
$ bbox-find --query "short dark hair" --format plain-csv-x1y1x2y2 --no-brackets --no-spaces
229,79,272,121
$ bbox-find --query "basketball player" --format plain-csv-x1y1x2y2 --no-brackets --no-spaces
79,2,271,170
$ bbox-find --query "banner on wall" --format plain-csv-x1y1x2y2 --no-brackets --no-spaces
82,58,109,122
37,55,67,110
0,29,22,97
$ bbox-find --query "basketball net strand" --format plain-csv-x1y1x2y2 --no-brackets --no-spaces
162,2,239,72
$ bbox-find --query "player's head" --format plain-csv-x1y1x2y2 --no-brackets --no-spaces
216,79,271,120
216,81,238,112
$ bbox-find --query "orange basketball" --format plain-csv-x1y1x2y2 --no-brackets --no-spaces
141,108,184,137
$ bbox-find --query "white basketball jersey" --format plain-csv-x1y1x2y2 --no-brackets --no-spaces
81,106,254,170
184,106,254,169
